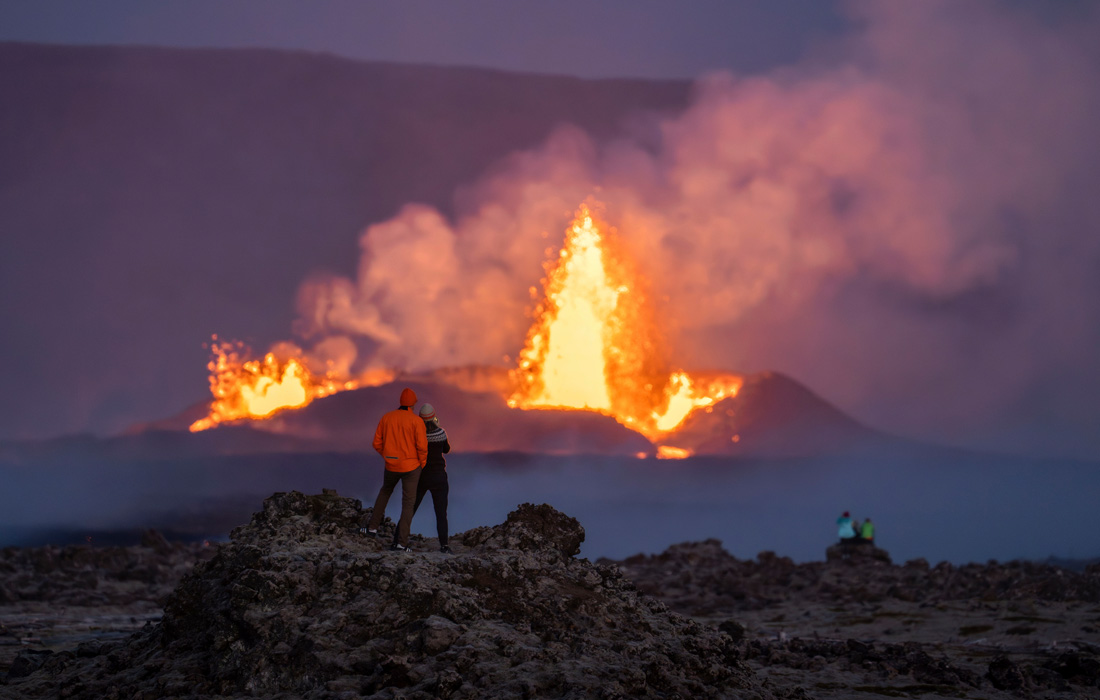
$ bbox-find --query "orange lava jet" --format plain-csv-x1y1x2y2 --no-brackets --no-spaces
189,339,368,432
509,204,742,451
190,204,739,455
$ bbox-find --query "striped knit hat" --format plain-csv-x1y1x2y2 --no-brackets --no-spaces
418,403,436,420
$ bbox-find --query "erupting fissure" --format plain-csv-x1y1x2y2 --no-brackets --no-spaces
508,204,742,447
190,204,741,453
188,340,366,432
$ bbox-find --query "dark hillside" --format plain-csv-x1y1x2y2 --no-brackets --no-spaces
0,42,690,439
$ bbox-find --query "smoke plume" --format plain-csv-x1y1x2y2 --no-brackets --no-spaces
291,1,1100,456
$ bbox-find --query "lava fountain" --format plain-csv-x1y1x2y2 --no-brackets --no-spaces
188,339,377,432
508,204,742,448
190,204,741,454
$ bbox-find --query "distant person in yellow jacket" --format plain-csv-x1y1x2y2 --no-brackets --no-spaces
860,518,875,544
363,387,427,551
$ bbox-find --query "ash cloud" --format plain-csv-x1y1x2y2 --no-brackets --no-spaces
294,1,1100,456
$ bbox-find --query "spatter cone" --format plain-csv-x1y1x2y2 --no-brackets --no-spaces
7,490,779,699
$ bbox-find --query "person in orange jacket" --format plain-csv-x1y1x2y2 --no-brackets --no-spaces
363,387,427,551
391,402,452,553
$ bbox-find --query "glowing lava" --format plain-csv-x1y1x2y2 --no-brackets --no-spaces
656,445,693,460
190,204,741,456
509,204,742,449
189,339,368,432
511,206,620,411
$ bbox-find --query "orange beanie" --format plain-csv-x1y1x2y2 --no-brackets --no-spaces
399,387,417,407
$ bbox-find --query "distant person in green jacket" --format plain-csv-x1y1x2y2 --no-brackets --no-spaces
860,517,875,543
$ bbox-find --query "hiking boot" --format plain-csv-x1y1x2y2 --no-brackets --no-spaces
359,528,379,538
440,545,452,554
389,543,410,552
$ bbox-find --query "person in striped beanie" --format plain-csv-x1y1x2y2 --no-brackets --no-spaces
392,402,453,553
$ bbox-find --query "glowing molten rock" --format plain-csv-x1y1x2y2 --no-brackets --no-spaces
190,204,740,457
509,205,742,450
189,341,362,432
656,445,693,460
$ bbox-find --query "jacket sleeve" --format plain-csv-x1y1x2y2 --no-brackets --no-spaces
372,418,385,455
441,439,450,455
416,420,428,467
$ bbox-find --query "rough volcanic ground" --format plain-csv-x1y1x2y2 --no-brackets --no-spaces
608,541,1100,699
2,491,776,699
3,496,1099,699
0,530,215,677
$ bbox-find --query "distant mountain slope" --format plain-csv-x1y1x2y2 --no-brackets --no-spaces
256,370,879,458
2,369,877,462
262,379,655,456
668,371,877,457
0,42,690,440
80,368,879,460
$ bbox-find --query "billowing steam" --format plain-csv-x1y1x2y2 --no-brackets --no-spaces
289,1,1100,454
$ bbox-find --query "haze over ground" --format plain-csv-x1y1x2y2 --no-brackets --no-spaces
4,445,1099,564
1,0,1099,461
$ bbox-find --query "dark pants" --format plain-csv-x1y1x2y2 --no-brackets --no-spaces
392,470,449,547
368,467,421,547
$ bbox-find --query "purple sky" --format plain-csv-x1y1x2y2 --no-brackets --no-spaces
1,0,1099,460
0,0,850,79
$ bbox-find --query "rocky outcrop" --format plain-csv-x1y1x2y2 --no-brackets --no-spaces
5,491,779,699
608,539,1100,698
824,542,892,565
610,539,1100,616
0,532,213,607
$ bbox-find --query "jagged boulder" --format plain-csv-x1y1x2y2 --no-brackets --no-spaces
457,502,584,559
6,490,777,699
